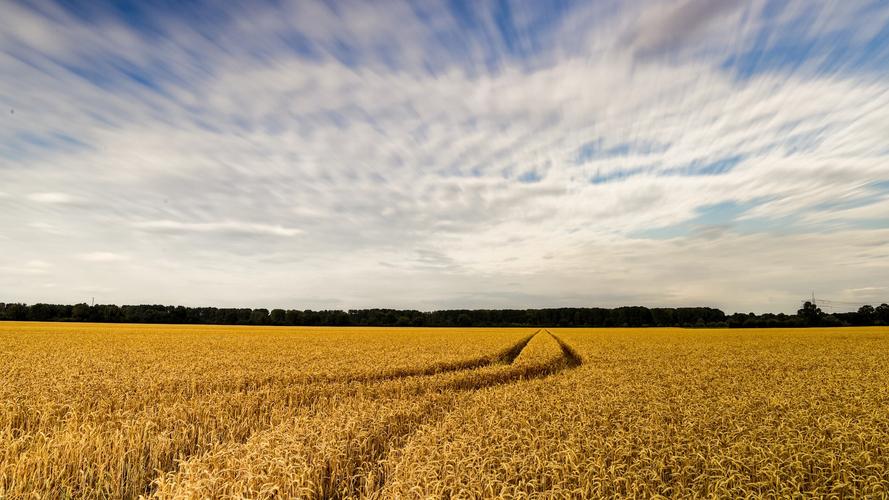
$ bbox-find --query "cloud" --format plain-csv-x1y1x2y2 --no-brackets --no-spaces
1,0,888,312
627,0,746,57
27,192,77,204
25,259,51,269
78,252,130,263
133,220,303,237
0,260,52,276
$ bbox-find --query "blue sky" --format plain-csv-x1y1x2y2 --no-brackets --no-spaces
1,0,888,313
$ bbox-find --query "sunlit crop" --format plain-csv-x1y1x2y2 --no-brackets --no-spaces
2,323,888,498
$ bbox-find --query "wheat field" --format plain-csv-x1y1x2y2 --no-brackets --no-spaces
2,323,888,498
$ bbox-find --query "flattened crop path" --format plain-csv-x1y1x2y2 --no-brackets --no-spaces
151,330,583,499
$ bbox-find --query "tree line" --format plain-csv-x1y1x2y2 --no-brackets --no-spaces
1,301,887,327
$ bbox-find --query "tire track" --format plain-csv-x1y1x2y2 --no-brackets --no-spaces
546,329,583,367
332,330,539,384
151,330,582,499
328,330,582,498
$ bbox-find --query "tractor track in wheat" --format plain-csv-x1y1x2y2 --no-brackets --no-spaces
323,329,583,498
151,329,583,499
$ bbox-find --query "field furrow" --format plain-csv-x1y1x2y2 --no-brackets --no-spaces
151,330,582,499
0,325,534,498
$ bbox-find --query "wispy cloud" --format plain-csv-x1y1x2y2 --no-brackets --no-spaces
27,192,77,204
133,220,303,237
1,0,888,311
0,260,53,276
78,252,130,263
626,0,745,58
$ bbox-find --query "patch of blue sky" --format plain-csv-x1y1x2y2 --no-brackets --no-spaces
437,162,483,179
321,110,350,130
50,0,189,39
427,0,583,73
781,127,830,156
630,224,687,240
846,219,889,231
631,199,783,240
492,0,523,58
733,213,808,235
807,180,889,216
328,38,363,68
723,30,815,79
812,192,888,213
517,169,542,183
56,60,116,90
108,59,171,95
191,118,222,135
27,0,592,78
576,139,669,164
47,41,180,97
660,155,744,177
19,131,88,150
744,125,831,158
1,131,91,163
590,165,651,184
723,1,889,79
693,201,750,226
494,0,582,62
278,31,321,61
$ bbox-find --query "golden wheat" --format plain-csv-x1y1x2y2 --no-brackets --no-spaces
383,328,889,498
0,323,532,498
2,323,889,498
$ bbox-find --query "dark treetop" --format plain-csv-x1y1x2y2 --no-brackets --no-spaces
1,301,887,328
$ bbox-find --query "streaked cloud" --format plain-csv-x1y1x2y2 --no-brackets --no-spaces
133,220,303,237
0,260,53,276
26,192,77,204
78,252,130,263
626,0,745,57
1,0,888,312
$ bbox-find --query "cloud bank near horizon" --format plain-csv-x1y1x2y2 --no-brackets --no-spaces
2,0,888,313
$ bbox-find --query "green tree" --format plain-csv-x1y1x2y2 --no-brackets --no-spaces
72,303,91,322
269,309,286,325
857,305,875,325
797,301,823,325
874,303,889,325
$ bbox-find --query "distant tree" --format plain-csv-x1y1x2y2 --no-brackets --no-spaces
822,314,845,327
284,309,302,325
456,313,472,327
96,304,121,322
857,305,875,325
29,303,56,321
72,303,91,322
797,301,824,326
250,308,269,325
4,303,28,320
269,309,286,325
875,303,889,325
4,300,881,328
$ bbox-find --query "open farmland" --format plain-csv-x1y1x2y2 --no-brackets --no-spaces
2,323,889,498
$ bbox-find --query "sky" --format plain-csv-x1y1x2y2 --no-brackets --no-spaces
1,0,888,314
